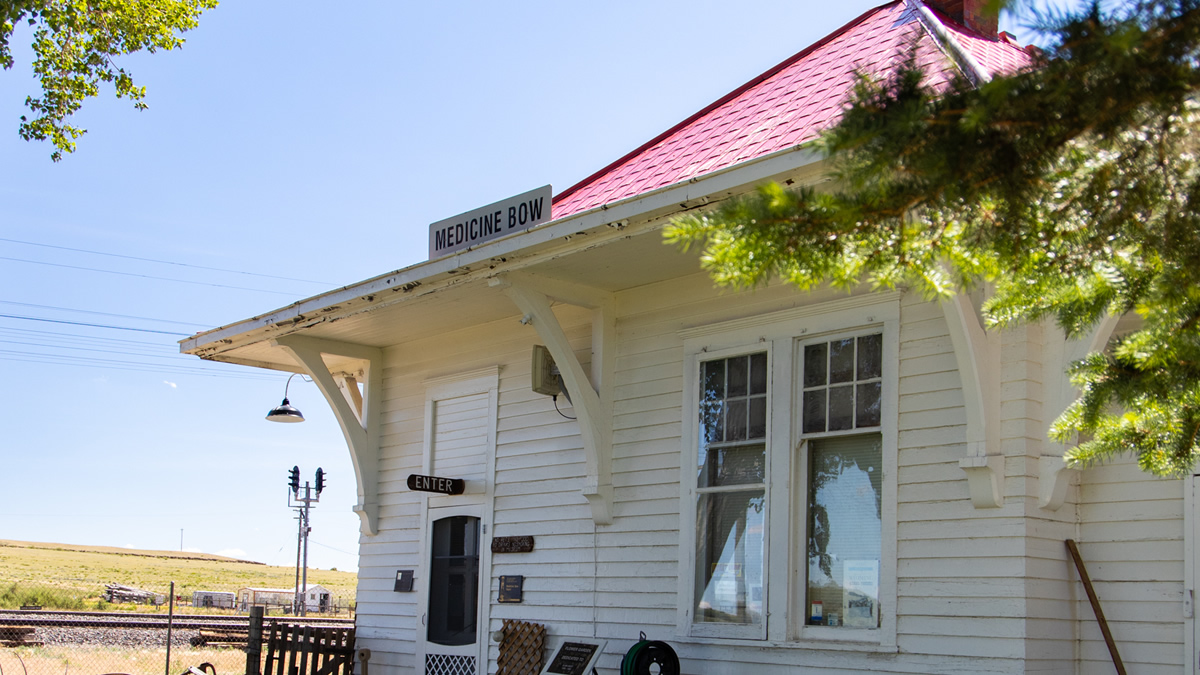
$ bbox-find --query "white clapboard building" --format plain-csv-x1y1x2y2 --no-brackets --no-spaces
183,1,1190,673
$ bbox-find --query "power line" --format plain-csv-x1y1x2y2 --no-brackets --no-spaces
0,256,303,296
0,338,201,361
0,314,192,336
0,237,334,286
0,300,208,328
0,325,175,347
0,350,277,380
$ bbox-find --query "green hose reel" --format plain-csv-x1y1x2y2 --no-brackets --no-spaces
620,632,679,675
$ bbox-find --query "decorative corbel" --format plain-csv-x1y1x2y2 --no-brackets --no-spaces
272,335,384,536
942,294,1005,508
490,273,615,525
1038,314,1120,510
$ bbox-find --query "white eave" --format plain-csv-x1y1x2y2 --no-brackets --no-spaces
180,143,827,372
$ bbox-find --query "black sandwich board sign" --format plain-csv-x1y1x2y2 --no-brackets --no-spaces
407,474,465,495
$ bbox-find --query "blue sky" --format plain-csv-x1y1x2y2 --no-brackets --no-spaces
0,1,1042,574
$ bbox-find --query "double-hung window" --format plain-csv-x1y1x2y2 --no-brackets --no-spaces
693,352,769,636
680,296,898,646
799,333,883,632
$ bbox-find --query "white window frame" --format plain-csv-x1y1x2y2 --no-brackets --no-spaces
677,294,899,648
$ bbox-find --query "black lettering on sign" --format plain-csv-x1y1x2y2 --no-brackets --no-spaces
406,473,465,495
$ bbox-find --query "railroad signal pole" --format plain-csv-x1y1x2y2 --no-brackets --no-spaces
287,466,325,616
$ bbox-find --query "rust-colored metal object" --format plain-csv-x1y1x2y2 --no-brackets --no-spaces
1066,539,1127,675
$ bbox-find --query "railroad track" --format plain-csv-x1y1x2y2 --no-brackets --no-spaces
0,610,352,631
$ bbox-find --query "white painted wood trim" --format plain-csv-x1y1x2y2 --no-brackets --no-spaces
497,279,615,525
1187,476,1198,674
1037,314,1119,511
941,295,1004,508
677,295,900,646
271,335,383,535
421,367,499,504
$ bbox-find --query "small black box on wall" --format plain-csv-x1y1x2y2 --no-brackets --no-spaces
394,570,414,592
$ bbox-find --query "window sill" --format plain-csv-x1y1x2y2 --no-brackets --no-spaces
676,631,897,654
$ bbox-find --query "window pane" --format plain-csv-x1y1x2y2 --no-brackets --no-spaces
803,343,827,387
429,516,480,645
857,334,882,380
748,396,766,439
803,390,826,434
806,435,882,629
829,338,855,383
727,355,749,397
698,444,765,487
702,360,725,402
695,491,765,626
701,400,725,446
856,382,881,428
827,385,854,431
749,353,768,395
726,399,748,441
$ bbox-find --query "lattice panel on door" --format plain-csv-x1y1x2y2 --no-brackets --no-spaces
496,619,546,675
426,654,476,675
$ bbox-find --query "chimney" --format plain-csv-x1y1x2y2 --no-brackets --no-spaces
922,0,999,37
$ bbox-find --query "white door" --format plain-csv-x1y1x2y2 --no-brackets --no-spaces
418,505,485,675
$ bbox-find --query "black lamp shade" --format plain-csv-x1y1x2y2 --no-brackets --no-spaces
266,398,305,423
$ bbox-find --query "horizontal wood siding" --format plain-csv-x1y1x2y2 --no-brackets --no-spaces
350,272,1188,674
1076,458,1185,674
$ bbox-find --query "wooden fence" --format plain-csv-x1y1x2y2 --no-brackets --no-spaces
245,607,356,675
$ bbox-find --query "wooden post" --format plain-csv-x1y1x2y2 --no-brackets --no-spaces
246,606,265,675
1066,539,1127,675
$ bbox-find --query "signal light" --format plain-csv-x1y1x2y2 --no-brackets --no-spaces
315,468,325,495
288,465,300,493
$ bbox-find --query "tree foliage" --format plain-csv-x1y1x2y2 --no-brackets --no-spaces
666,0,1200,477
1,0,217,160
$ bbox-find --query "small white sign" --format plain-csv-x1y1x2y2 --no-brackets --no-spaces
428,185,552,259
842,559,879,628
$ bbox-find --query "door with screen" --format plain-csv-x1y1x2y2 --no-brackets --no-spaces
420,507,483,675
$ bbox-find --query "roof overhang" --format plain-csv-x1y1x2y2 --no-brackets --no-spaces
180,144,828,371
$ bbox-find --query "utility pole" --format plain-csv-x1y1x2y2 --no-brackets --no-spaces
287,466,325,616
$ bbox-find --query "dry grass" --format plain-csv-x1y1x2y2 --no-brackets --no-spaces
0,540,356,611
0,645,248,675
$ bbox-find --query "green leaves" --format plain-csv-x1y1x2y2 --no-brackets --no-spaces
3,0,218,160
665,0,1200,476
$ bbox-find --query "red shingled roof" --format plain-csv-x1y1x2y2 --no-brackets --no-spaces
551,0,1035,220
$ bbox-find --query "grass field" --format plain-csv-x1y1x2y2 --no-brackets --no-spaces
0,645,247,675
0,539,357,611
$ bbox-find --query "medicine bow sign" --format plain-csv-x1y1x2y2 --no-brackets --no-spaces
406,473,465,495
427,185,552,259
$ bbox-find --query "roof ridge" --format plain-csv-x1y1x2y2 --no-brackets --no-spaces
551,0,903,208
909,0,991,84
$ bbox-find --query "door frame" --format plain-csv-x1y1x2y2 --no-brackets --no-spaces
415,502,492,673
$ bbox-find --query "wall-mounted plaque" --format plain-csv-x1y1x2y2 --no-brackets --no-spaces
541,640,606,675
393,570,414,592
498,575,524,603
491,535,535,553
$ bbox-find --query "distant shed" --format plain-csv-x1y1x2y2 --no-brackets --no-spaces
192,590,235,609
238,585,331,613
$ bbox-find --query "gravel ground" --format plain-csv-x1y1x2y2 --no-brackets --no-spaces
32,626,202,648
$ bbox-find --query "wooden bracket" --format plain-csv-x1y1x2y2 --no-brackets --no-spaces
942,294,1004,508
491,273,615,525
1037,313,1119,510
272,335,384,536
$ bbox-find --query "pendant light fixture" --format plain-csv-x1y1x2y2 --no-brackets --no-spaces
267,373,306,423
